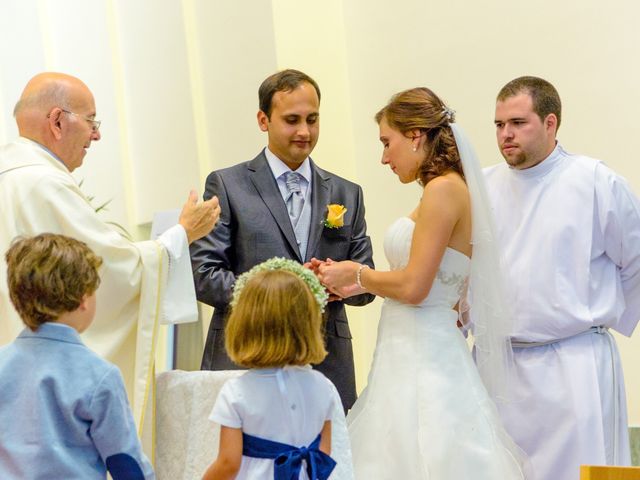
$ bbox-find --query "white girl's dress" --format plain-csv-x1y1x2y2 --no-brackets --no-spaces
210,366,351,479
347,218,526,479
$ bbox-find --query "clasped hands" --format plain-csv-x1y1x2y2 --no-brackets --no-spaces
305,258,366,301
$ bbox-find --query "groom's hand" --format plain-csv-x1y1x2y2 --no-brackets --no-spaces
305,257,330,273
306,258,343,302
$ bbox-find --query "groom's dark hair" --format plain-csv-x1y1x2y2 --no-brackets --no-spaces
258,69,321,118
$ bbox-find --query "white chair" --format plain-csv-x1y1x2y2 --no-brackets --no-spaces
155,370,244,480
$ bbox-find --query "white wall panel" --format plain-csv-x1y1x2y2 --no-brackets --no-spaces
0,2,46,144
186,0,277,177
112,0,200,224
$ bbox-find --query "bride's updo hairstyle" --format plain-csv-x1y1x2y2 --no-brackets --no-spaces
375,87,463,186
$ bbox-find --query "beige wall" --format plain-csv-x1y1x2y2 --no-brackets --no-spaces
1,0,638,423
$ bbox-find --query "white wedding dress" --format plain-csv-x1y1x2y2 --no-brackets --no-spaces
347,217,526,479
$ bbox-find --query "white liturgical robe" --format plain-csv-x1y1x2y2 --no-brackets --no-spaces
484,144,640,480
0,137,198,434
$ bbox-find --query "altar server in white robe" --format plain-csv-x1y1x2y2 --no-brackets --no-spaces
485,75,640,480
0,72,221,432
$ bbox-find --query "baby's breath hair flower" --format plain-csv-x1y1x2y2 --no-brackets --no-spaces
231,257,329,312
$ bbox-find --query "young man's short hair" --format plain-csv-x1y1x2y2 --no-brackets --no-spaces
497,75,562,130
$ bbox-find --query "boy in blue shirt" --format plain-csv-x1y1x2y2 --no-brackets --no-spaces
0,233,154,479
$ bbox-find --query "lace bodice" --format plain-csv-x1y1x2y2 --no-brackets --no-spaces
383,217,470,308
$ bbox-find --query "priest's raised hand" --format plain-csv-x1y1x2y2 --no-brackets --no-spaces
179,189,221,244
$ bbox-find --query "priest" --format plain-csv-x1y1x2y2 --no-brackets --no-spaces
486,76,640,480
0,72,220,432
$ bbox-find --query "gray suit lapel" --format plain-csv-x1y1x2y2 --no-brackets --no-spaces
306,162,331,261
247,154,302,261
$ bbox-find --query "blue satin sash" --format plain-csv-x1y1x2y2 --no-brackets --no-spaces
242,432,336,480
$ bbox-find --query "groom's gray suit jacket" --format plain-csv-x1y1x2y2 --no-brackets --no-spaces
190,150,375,410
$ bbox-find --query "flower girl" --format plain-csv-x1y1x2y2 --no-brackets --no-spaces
202,258,341,480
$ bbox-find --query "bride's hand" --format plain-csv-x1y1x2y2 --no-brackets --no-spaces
317,260,359,291
305,258,344,301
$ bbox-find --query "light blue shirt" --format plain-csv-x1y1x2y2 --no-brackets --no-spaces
0,323,154,479
264,147,312,201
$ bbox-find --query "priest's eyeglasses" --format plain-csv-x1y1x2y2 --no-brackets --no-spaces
47,109,101,132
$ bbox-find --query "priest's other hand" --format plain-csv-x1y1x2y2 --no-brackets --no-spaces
179,190,221,244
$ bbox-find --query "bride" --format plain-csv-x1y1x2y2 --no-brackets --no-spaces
317,87,528,479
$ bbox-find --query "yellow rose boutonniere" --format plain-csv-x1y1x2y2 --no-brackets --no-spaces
324,204,347,228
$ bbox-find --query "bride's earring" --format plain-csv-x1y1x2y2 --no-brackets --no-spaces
411,134,420,152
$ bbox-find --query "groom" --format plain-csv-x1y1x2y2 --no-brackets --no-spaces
190,69,375,410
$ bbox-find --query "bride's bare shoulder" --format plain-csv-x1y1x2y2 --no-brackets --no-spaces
421,172,468,202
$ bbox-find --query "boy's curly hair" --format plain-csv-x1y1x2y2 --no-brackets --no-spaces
5,233,102,330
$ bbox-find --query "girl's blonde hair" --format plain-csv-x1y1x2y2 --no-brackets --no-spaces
225,269,327,368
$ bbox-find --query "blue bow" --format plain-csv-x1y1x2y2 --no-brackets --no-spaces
242,432,336,480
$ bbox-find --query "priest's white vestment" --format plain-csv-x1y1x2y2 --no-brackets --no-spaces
484,144,640,480
0,137,197,435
